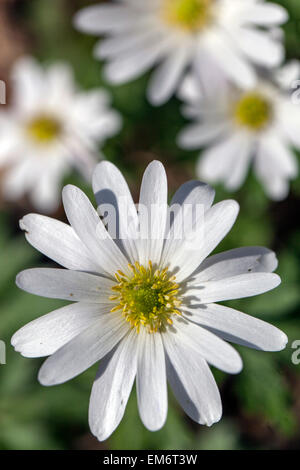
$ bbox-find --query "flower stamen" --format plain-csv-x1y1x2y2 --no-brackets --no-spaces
111,261,182,333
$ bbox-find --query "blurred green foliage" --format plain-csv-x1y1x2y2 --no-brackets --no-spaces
0,0,300,450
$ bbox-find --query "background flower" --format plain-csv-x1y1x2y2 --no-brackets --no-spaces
0,56,121,212
74,0,287,105
177,62,300,200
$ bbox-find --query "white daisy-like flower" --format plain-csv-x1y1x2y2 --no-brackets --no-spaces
12,160,287,440
178,61,300,200
74,0,288,106
0,56,121,212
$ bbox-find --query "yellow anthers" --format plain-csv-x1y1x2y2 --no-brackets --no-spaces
163,0,214,32
26,114,62,144
234,92,273,131
110,261,182,334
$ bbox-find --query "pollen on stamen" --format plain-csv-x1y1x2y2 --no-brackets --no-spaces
110,261,182,334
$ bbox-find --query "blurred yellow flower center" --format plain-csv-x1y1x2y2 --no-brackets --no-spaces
110,261,182,333
163,0,213,31
26,115,62,144
234,92,272,131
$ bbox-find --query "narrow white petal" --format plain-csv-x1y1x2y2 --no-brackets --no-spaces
147,45,190,106
255,135,297,200
11,303,110,358
89,330,138,442
177,73,202,104
163,331,222,425
92,161,139,263
275,60,300,90
20,214,100,273
138,161,168,266
243,3,288,26
173,180,215,208
62,185,129,276
178,121,229,150
197,131,252,190
193,246,278,280
256,135,298,179
74,5,138,34
104,38,172,85
137,330,167,431
189,273,281,304
94,28,159,60
184,303,288,352
236,28,284,67
161,182,215,268
38,313,129,385
206,32,256,89
171,200,239,283
168,317,243,374
16,268,115,303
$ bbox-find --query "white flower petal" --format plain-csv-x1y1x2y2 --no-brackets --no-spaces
11,303,110,358
236,28,284,68
11,56,45,112
197,131,252,189
62,185,129,276
170,180,215,209
104,38,172,85
169,317,243,374
92,161,139,263
74,5,138,34
16,268,114,302
136,330,167,431
20,214,100,273
189,272,281,304
38,312,129,386
177,74,202,104
224,137,253,191
171,200,239,283
138,161,168,266
275,60,300,90
178,121,229,150
163,331,222,425
193,246,278,280
89,330,138,442
256,135,298,179
244,3,288,26
184,303,288,352
94,26,160,60
255,134,298,200
147,44,190,106
206,32,257,89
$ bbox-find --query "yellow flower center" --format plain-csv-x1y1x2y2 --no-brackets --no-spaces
234,92,273,131
110,261,182,333
26,115,62,144
163,0,214,31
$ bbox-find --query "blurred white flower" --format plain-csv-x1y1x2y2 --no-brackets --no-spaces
12,160,287,441
178,62,300,200
0,56,121,212
74,0,287,106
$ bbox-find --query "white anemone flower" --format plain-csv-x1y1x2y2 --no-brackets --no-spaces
178,61,300,200
74,0,288,106
0,56,121,212
12,160,287,441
